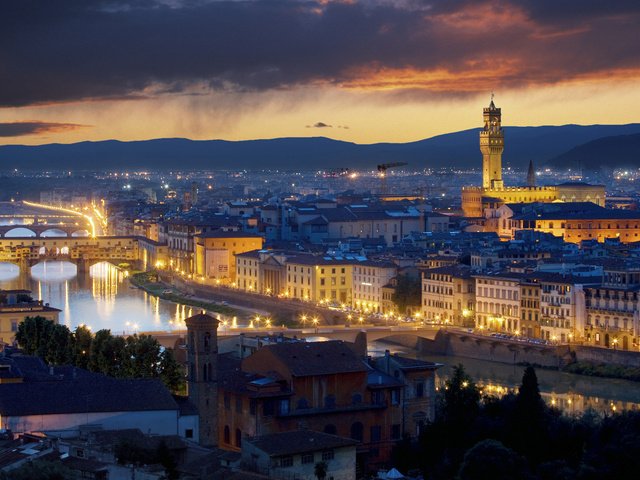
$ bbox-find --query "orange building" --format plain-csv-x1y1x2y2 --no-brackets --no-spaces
217,340,438,472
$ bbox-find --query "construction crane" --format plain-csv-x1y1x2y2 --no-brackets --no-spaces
377,162,408,195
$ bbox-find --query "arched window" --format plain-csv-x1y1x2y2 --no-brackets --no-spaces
350,422,363,442
235,428,242,447
224,426,230,444
204,332,211,350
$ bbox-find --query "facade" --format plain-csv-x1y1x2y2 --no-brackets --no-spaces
474,273,522,334
0,354,195,439
194,231,263,283
186,312,219,446
217,340,438,471
0,290,60,345
352,261,397,313
285,257,353,304
461,99,605,219
242,430,357,480
584,263,640,350
421,266,475,326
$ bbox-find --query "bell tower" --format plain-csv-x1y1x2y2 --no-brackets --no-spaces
186,312,219,447
480,95,504,190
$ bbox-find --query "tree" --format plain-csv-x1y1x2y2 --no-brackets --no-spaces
16,316,54,355
458,439,528,480
159,348,186,394
72,325,93,369
392,274,421,313
442,364,481,427
45,323,73,365
314,461,328,480
89,329,127,377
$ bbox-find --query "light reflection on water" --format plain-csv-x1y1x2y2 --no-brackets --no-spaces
0,261,191,334
370,340,640,415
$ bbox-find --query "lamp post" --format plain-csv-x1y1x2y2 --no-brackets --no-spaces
312,317,319,334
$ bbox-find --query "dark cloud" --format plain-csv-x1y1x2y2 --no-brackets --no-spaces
1,0,639,107
307,122,333,128
0,121,89,137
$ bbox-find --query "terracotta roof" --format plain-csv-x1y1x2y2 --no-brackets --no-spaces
248,430,357,457
256,341,367,377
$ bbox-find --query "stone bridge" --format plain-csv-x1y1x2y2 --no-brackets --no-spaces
0,224,92,238
0,236,141,272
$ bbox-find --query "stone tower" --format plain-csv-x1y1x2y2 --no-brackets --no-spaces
186,312,219,447
527,159,536,187
480,96,504,190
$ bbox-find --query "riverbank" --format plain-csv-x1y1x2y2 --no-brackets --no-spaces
130,271,238,317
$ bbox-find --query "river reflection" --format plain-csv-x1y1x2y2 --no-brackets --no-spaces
0,261,194,333
371,341,640,415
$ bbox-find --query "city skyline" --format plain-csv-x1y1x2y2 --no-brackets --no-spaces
1,0,639,146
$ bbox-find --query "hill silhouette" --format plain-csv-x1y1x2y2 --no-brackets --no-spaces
1,124,639,171
546,133,640,171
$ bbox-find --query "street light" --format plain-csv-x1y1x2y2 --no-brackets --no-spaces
312,317,319,333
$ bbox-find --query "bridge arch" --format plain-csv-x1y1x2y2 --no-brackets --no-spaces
40,228,69,238
4,227,37,238
71,229,90,237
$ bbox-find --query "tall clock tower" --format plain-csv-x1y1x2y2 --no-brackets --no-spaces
186,312,219,447
480,96,504,189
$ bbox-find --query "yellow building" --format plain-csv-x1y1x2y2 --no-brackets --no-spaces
285,257,352,304
0,290,60,345
461,98,605,219
194,232,263,284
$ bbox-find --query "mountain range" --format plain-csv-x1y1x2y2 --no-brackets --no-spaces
1,124,639,171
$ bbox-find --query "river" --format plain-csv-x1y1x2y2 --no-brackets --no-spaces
370,341,640,415
3,260,640,415
0,260,194,334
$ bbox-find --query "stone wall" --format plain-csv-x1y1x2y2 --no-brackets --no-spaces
573,345,640,367
416,330,571,368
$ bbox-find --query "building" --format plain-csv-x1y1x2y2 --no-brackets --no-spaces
285,256,353,304
0,290,60,345
461,98,605,219
474,272,523,334
242,430,357,480
194,231,263,284
0,354,197,439
186,312,219,446
352,260,397,313
421,265,475,326
216,339,438,471
584,261,640,350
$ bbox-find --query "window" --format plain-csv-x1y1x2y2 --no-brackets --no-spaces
415,382,424,398
224,394,231,410
235,428,242,447
391,389,400,405
250,400,256,415
391,424,401,440
10,321,17,332
279,399,290,415
350,422,364,442
235,396,242,413
280,456,293,467
301,453,314,464
322,450,334,461
370,425,382,442
224,426,230,444
185,429,193,439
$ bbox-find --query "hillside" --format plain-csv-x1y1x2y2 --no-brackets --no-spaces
546,133,640,171
1,124,639,171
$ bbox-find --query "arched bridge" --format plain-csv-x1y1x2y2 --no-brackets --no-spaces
0,224,91,238
0,236,141,271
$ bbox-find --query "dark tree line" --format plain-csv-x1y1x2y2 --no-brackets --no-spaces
392,364,640,480
16,316,185,393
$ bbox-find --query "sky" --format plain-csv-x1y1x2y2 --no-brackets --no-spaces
1,0,639,146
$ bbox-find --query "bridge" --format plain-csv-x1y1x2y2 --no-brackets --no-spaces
150,324,441,349
0,201,98,237
0,236,143,272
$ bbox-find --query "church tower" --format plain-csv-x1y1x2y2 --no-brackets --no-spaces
480,95,504,190
527,159,536,187
186,312,219,447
